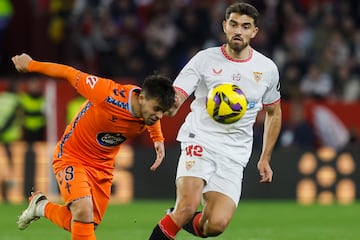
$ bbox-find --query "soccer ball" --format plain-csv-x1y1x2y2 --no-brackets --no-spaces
206,83,247,124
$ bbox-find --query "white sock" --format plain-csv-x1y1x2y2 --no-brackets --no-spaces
36,200,49,217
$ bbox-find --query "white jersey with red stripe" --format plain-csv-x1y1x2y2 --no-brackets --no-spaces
174,45,280,167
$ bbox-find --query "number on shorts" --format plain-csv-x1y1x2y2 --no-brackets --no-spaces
185,145,203,157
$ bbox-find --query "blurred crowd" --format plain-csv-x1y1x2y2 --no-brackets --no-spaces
1,0,360,103
1,0,360,151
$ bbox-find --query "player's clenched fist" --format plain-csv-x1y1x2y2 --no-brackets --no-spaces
11,53,32,73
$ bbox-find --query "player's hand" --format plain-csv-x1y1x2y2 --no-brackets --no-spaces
257,159,273,183
150,141,165,171
11,53,32,73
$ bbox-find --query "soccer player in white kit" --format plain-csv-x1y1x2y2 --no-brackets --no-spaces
149,2,282,239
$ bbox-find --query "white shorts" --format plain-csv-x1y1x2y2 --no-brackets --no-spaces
176,142,244,206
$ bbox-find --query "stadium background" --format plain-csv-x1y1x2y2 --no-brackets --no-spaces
0,0,360,206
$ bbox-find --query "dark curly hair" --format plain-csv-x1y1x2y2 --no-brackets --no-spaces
225,2,259,26
141,74,175,111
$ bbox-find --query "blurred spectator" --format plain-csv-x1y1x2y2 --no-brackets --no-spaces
47,0,73,61
0,81,22,202
279,101,316,150
0,0,12,62
351,28,360,69
98,36,138,79
328,31,351,67
281,63,303,101
310,10,337,63
300,64,333,100
19,77,46,198
175,5,208,51
202,0,226,49
142,12,178,78
69,3,101,71
333,64,360,102
145,15,177,51
284,13,313,59
1,0,360,107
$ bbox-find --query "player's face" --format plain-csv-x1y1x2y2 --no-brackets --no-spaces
139,97,165,126
222,13,258,52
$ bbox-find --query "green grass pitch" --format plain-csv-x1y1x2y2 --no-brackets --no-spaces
0,200,358,240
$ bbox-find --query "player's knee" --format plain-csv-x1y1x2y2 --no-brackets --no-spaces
71,206,93,222
204,218,229,236
173,204,198,223
70,200,94,222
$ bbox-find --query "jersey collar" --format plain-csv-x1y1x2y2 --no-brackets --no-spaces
221,44,253,63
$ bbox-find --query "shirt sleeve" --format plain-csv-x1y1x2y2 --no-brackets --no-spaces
28,60,114,105
262,63,281,105
146,120,165,143
173,52,202,98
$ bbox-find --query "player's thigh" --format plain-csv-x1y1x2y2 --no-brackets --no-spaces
202,191,236,228
54,160,112,225
176,176,205,204
88,168,112,225
55,162,91,204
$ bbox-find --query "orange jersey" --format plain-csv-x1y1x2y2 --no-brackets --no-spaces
28,60,164,172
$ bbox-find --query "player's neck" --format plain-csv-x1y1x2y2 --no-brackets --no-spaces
225,44,251,60
131,92,141,117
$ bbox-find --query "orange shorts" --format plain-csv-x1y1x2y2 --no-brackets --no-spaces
53,157,113,225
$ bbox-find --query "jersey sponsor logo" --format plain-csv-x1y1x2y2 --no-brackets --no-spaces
232,73,241,81
97,132,126,147
212,68,223,75
105,96,129,110
86,76,98,89
247,100,256,109
113,89,125,98
253,71,263,82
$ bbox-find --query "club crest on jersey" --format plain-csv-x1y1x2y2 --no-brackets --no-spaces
212,68,223,75
113,89,125,98
253,72,263,82
97,132,126,147
185,159,195,170
232,73,241,81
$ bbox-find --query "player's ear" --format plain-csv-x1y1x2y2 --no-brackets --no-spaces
138,93,146,104
222,20,227,33
251,26,259,38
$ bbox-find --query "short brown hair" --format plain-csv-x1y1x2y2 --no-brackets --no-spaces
225,2,259,26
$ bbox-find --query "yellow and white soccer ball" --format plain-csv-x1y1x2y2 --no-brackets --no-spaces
206,83,247,124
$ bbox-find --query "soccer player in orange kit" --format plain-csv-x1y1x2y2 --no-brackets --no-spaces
12,53,175,240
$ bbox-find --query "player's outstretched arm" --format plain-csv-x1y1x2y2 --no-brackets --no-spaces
11,53,85,89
